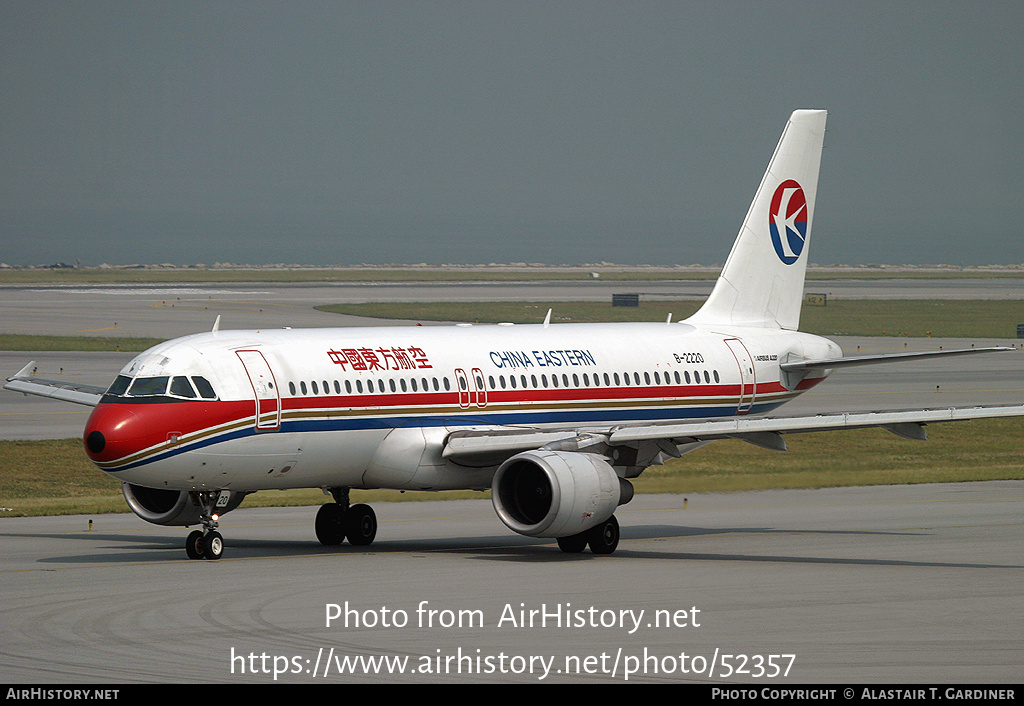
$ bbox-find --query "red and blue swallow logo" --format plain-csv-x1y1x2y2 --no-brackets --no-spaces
769,179,807,265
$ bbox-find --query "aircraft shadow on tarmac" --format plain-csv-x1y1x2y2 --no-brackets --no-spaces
8,523,1022,570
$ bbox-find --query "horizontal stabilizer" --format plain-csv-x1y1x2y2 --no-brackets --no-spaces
781,346,1017,372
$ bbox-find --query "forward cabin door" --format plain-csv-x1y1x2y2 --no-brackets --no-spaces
724,338,756,413
236,350,282,431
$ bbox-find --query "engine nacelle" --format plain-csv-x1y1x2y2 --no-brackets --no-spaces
491,450,633,538
121,483,246,526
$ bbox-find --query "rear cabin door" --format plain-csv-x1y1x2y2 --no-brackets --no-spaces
724,338,756,413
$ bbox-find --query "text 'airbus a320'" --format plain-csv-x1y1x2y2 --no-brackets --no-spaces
7,110,1022,560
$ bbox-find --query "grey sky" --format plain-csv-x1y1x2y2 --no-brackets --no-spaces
2,1,1022,267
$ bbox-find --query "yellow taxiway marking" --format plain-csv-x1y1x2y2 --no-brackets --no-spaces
74,326,120,333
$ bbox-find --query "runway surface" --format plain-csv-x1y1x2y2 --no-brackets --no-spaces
2,278,1023,683
2,278,1023,341
3,278,1023,439
2,483,1022,683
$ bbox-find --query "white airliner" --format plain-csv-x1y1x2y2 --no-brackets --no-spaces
7,110,1023,560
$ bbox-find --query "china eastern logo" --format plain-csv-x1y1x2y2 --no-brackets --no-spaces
769,179,808,265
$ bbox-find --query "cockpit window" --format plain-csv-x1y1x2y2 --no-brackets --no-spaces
106,375,132,396
170,376,197,398
191,376,217,399
128,376,170,396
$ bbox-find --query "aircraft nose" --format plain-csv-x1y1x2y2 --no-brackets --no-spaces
83,404,150,465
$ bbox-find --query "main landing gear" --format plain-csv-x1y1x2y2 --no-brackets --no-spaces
556,515,620,555
184,491,227,560
316,487,377,547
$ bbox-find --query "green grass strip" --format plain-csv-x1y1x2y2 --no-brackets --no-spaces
317,299,1024,339
2,418,1020,518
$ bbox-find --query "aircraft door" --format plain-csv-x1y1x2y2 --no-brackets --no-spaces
454,368,471,409
471,368,487,408
236,350,282,431
724,338,756,413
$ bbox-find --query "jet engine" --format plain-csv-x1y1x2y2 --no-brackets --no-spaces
121,482,246,526
491,450,633,538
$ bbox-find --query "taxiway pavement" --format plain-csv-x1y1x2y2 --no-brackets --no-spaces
2,278,1022,683
1,483,1021,683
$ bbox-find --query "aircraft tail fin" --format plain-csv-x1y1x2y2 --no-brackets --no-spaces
687,110,827,330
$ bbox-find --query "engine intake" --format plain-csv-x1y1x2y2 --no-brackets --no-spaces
491,450,632,538
121,483,246,526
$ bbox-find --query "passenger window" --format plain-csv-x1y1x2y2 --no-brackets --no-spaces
644,372,651,385
356,380,363,393
289,381,297,396
311,381,319,395
572,374,579,387
713,370,720,383
400,379,407,392
551,375,559,388
390,379,397,392
300,381,307,395
345,380,352,394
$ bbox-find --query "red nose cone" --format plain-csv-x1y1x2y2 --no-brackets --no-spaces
84,404,150,464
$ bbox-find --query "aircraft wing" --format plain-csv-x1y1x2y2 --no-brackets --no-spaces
3,362,105,407
442,403,1024,462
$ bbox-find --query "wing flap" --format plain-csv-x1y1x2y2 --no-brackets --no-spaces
441,404,1024,464
608,404,1024,445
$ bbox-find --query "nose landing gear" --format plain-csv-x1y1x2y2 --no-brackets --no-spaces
184,491,227,560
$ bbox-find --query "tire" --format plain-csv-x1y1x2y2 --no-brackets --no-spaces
557,533,588,553
185,530,205,560
315,503,345,545
587,515,619,555
204,530,224,560
345,504,377,546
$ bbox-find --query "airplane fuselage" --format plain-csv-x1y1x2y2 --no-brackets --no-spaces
82,322,839,492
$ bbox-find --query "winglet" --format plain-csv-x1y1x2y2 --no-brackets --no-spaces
543,309,552,328
212,315,221,333
11,361,36,380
